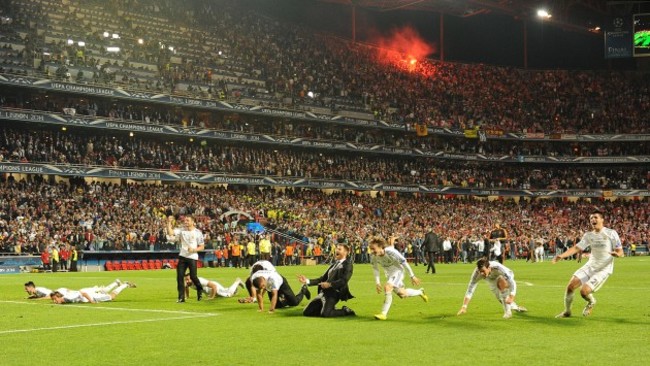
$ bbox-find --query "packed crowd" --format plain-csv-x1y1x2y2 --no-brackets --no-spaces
2,91,649,159
0,178,647,263
2,0,649,135
1,126,648,189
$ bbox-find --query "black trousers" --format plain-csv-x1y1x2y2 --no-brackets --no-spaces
426,251,436,273
51,259,59,272
269,276,304,308
245,277,254,296
303,293,347,317
444,250,453,263
177,256,202,300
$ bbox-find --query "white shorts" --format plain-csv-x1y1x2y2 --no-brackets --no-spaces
385,269,405,291
487,276,510,298
80,289,112,303
92,293,113,302
573,266,610,292
203,287,213,296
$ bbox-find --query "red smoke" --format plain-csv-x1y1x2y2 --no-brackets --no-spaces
370,26,436,75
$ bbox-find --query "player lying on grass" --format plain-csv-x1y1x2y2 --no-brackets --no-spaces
184,273,245,300
24,281,55,299
50,280,136,304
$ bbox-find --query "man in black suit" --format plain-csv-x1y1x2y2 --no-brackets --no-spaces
298,242,355,317
422,227,439,274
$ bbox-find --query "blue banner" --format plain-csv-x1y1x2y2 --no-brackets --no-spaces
605,15,633,59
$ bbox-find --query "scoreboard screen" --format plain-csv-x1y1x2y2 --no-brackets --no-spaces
634,13,650,57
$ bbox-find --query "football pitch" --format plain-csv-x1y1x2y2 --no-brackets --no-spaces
1,258,648,366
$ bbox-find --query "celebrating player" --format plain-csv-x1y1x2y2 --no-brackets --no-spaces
24,281,53,299
553,210,623,318
50,280,136,304
184,273,245,300
457,257,527,319
369,236,427,321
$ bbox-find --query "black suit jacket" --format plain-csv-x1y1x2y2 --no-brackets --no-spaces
423,231,439,253
308,258,354,301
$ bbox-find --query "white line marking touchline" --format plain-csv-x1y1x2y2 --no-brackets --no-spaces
0,314,216,335
0,300,220,316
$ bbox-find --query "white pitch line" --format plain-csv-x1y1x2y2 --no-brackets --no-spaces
524,282,534,286
0,300,219,316
0,313,216,335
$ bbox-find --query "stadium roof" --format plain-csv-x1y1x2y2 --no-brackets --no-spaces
317,0,650,35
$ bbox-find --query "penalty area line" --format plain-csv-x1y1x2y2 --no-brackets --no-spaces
0,313,217,335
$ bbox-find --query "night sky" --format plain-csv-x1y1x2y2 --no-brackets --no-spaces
241,0,639,70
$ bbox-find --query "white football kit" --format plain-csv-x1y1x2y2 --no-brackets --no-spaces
188,277,243,297
251,270,283,292
464,261,517,300
34,286,53,298
574,227,622,291
372,246,416,289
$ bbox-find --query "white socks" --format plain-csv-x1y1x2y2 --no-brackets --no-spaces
225,281,241,297
101,281,119,293
404,288,423,297
381,292,393,315
112,283,129,296
564,291,575,313
499,290,511,313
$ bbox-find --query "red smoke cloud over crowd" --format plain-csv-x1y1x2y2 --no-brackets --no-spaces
370,26,436,76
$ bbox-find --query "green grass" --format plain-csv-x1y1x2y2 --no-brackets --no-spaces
1,258,649,366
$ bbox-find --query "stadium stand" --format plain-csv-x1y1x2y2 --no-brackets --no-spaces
0,0,647,269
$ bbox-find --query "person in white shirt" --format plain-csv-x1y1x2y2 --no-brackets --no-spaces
24,281,53,299
488,223,508,264
490,240,502,262
184,274,244,299
457,258,527,319
534,239,545,262
442,237,453,263
50,280,135,304
240,260,277,303
25,280,123,299
251,270,310,313
166,215,204,303
553,210,623,318
369,236,427,321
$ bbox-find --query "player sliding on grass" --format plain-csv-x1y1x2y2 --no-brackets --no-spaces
184,273,245,300
369,236,427,321
50,280,136,304
553,210,623,318
457,258,527,319
24,281,54,299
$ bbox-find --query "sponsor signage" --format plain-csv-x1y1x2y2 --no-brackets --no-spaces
0,162,647,197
